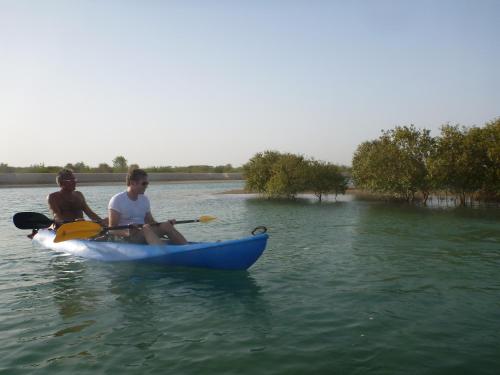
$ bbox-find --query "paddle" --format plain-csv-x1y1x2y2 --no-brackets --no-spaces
13,211,95,230
13,212,55,230
54,215,216,243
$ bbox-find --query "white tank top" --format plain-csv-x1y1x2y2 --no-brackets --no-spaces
108,191,151,225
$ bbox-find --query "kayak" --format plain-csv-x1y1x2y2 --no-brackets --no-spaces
32,229,268,270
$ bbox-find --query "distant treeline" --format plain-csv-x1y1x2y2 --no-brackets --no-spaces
352,118,500,205
0,156,243,174
244,151,350,201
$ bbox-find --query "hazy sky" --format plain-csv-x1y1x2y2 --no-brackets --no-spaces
1,0,499,167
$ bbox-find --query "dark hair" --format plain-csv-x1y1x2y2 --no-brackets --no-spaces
56,168,74,185
126,168,148,186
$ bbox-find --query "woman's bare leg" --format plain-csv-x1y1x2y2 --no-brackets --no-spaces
142,224,164,245
154,221,187,244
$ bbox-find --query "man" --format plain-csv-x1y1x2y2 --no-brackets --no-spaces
48,168,106,226
108,168,187,245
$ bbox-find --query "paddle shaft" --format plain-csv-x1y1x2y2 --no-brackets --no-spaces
53,216,215,242
106,219,201,231
14,212,209,231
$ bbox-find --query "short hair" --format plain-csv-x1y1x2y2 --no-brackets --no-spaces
56,168,74,185
126,168,148,186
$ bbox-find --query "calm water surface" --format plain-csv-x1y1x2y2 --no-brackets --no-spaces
1,182,499,374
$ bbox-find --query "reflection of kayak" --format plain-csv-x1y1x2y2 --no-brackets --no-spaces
33,229,268,270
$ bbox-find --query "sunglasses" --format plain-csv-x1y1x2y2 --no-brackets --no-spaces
141,181,149,186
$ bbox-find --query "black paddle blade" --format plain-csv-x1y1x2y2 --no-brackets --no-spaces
13,212,54,230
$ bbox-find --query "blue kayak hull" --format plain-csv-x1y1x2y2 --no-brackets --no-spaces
33,229,268,270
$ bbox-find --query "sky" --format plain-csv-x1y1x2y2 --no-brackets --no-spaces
1,0,499,168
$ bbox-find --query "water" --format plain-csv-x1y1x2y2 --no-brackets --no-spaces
1,181,499,374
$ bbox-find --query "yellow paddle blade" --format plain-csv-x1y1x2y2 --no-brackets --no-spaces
54,221,103,243
198,215,216,223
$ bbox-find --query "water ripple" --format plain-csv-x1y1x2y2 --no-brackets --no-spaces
1,184,500,374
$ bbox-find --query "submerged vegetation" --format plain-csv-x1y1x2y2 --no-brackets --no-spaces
243,151,348,201
352,118,500,206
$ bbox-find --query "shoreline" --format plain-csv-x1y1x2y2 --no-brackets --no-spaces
0,172,243,188
0,179,244,189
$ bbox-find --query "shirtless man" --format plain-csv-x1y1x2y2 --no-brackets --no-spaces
48,168,106,226
108,168,187,245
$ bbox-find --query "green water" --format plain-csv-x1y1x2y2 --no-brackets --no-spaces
1,182,499,374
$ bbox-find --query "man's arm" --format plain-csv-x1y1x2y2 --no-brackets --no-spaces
108,208,121,227
47,193,63,223
108,208,129,237
77,192,103,223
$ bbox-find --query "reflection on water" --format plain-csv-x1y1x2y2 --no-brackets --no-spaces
48,256,268,315
104,263,268,321
102,262,264,297
53,320,96,337
40,254,273,372
50,256,99,319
